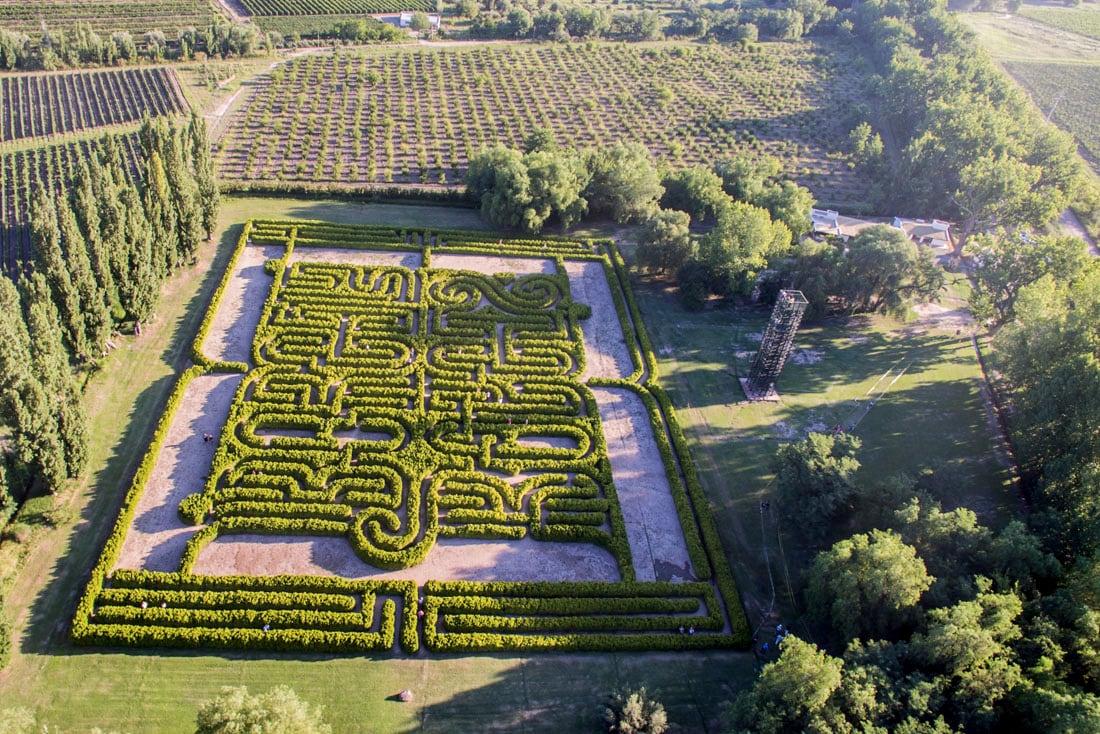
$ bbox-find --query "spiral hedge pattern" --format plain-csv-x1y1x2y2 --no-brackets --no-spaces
72,219,751,654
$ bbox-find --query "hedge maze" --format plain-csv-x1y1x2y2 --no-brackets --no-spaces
73,220,750,654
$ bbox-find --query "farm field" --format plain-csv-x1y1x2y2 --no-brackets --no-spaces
1018,3,1100,42
0,203,753,732
0,67,188,144
630,271,1013,621
0,133,143,275
214,41,868,205
238,0,434,15
72,218,749,655
1001,61,1100,171
0,0,223,38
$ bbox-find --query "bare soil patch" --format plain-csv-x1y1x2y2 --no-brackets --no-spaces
564,260,634,381
202,244,281,364
114,373,244,572
593,386,695,582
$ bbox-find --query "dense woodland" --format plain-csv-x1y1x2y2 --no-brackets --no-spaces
720,2,1100,732
0,114,218,530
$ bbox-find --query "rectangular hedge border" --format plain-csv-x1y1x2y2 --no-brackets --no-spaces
72,219,750,655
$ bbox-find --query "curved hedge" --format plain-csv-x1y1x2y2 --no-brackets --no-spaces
72,219,750,655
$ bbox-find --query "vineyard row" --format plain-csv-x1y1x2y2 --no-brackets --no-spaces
0,134,143,276
0,67,188,144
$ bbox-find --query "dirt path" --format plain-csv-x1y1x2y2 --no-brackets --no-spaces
114,373,244,572
210,0,249,24
593,386,694,582
202,243,281,364
1060,207,1099,256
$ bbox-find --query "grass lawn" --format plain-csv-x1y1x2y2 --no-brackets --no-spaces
960,11,1100,62
0,198,752,733
632,273,1014,630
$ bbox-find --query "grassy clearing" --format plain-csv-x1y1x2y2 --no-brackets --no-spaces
959,10,1100,61
218,195,488,229
632,273,1013,627
0,199,751,733
1018,3,1100,42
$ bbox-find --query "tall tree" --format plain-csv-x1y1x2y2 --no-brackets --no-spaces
636,209,693,274
0,279,69,493
583,142,663,224
773,431,861,541
188,113,220,240
696,198,790,296
30,191,88,361
807,529,933,642
163,122,203,263
965,230,1087,327
58,198,111,360
725,636,845,733
20,273,87,478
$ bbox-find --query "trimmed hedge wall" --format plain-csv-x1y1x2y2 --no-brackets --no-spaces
72,219,750,655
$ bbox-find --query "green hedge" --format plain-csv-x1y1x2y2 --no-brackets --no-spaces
72,218,751,656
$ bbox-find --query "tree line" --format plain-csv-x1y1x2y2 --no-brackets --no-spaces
844,0,1087,252
0,114,218,530
727,417,1100,731
462,0,836,44
0,21,271,71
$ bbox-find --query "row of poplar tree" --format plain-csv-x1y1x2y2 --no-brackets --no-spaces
0,113,218,520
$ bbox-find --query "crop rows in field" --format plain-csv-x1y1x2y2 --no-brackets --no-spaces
1002,61,1100,171
1018,6,1100,42
0,68,188,144
215,41,867,203
72,220,751,654
0,0,221,38
0,134,142,276
239,0,433,16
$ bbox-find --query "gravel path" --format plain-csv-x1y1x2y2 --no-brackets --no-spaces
564,260,634,381
202,244,282,364
593,386,694,582
114,373,244,572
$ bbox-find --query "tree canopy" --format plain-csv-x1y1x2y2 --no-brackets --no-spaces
195,686,332,734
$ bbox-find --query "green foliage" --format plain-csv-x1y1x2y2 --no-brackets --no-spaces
635,209,692,274
841,225,943,316
773,431,860,541
807,529,932,642
604,687,669,734
75,222,750,655
848,0,1085,249
725,635,843,733
584,142,664,224
966,230,1087,327
696,198,790,297
195,685,332,734
0,590,10,671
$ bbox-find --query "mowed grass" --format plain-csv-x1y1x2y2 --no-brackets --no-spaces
0,198,753,733
1018,3,1100,42
633,275,1013,621
960,10,1100,61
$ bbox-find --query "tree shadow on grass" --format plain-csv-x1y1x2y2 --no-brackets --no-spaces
17,224,243,658
400,652,753,734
